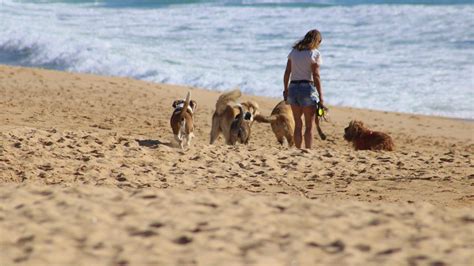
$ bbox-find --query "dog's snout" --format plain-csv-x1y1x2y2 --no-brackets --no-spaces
244,112,252,120
343,127,349,140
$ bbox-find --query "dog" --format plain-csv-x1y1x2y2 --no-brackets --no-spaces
254,100,327,146
229,105,252,145
170,91,197,149
210,89,259,145
254,101,295,146
343,120,394,151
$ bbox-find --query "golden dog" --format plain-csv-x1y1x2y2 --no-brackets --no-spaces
254,100,327,146
343,120,394,151
254,101,295,146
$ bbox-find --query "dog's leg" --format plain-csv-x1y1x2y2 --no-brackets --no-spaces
285,134,294,147
276,135,285,146
224,131,233,145
228,130,237,145
210,115,221,144
174,134,182,148
186,133,194,148
315,118,327,140
239,131,246,145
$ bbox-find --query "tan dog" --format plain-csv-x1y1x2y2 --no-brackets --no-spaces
254,101,295,146
229,105,252,145
343,120,394,151
210,89,259,145
170,91,197,149
254,100,327,146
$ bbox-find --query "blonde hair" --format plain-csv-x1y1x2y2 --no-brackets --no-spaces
293,29,322,51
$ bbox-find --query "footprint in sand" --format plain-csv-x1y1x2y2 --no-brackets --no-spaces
128,229,157,238
307,240,345,254
174,236,193,245
116,173,127,182
38,164,53,171
354,244,371,252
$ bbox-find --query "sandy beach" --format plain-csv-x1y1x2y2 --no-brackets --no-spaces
0,65,473,265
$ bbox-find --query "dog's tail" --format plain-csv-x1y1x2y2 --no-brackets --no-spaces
216,89,241,115
236,104,245,127
254,114,278,123
180,91,191,119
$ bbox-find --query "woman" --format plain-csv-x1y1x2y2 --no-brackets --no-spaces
283,29,324,149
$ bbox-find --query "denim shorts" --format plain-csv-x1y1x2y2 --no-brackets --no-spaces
287,82,318,107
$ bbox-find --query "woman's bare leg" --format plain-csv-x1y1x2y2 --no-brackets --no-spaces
291,105,303,149
302,106,317,149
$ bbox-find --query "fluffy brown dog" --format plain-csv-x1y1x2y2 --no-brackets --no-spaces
343,120,394,151
254,101,295,146
210,89,259,145
229,105,251,145
170,91,197,149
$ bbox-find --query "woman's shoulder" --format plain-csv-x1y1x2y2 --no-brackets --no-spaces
289,48,320,59
311,49,322,65
289,48,311,55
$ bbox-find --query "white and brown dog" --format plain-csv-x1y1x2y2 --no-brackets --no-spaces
170,91,197,149
210,89,259,145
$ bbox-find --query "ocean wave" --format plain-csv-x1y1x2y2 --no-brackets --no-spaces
1,0,473,119
11,0,474,7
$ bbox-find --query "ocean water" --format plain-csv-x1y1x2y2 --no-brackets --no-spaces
1,0,473,119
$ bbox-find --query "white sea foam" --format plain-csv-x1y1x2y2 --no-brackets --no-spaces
1,0,473,118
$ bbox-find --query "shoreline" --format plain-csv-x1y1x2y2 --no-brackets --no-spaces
2,64,472,122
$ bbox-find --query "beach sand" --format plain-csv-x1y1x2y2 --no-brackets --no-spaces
0,65,473,265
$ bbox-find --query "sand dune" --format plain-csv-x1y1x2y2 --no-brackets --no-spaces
1,65,473,265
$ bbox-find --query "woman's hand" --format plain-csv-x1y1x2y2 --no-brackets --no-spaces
283,90,288,101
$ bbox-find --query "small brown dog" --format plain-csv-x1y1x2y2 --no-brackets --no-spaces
229,105,251,145
210,89,259,145
170,91,197,149
254,101,295,146
343,120,394,151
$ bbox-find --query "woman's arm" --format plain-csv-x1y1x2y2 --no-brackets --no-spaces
311,63,323,105
283,59,291,101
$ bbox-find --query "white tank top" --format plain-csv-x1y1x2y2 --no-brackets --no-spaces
288,48,322,81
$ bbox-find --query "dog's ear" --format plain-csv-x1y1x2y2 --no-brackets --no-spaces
252,108,258,116
172,100,180,108
243,101,259,115
354,120,364,129
351,120,364,136
190,100,197,111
